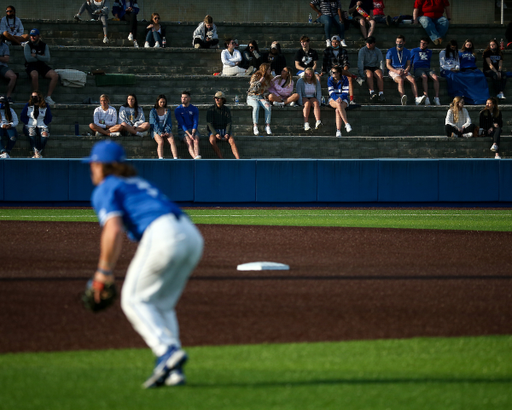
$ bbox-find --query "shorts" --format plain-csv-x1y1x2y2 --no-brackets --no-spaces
389,70,413,80
414,67,435,79
212,129,232,139
0,65,12,78
329,95,349,106
364,66,382,73
25,61,52,77
177,129,201,141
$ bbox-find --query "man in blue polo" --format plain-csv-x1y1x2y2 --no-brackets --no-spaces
174,91,201,159
386,34,425,106
410,37,441,106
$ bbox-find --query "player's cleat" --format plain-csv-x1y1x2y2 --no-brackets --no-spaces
315,120,323,130
491,143,498,152
345,123,352,133
335,129,342,138
415,95,426,105
304,122,311,131
165,368,186,386
143,345,188,389
401,95,407,105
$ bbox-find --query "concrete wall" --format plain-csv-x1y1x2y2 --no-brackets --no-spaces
14,1,495,24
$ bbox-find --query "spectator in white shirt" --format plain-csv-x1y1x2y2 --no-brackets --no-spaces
0,6,29,46
89,94,122,137
221,38,253,76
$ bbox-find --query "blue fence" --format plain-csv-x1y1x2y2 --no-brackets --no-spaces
0,159,510,204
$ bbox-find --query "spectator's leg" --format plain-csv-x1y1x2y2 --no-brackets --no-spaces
394,75,405,96
227,136,240,159
29,70,39,92
90,123,110,136
312,98,321,122
184,135,196,159
367,19,376,38
375,69,384,93
127,11,137,37
418,16,439,42
435,17,449,40
153,133,165,158
261,98,272,125
445,124,456,137
317,15,331,40
99,14,108,37
405,74,418,97
45,69,59,97
208,39,219,48
209,134,223,159
348,76,354,100
430,73,440,97
5,128,17,154
4,70,16,98
153,31,162,45
167,135,178,159
145,30,153,46
494,126,501,148
421,73,429,95
329,99,342,130
303,99,312,124
358,18,368,38
246,95,260,126
333,15,345,40
365,69,375,91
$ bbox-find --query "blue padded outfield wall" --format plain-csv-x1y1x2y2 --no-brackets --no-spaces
0,159,511,204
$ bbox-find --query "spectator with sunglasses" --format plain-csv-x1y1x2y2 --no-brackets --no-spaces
0,33,17,102
240,40,262,72
0,5,29,46
145,12,165,48
221,38,253,76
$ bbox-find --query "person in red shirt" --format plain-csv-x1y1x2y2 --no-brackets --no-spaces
413,0,451,45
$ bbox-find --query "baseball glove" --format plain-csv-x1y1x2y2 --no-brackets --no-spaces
82,279,117,312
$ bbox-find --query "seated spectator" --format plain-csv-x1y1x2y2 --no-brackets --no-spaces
328,66,352,138
24,29,59,105
296,67,322,131
149,94,174,159
74,0,109,44
89,94,121,137
247,63,273,136
221,38,252,77
207,91,240,159
20,90,52,158
386,34,425,105
309,0,347,47
268,66,299,107
445,96,477,138
480,97,502,159
483,39,507,100
295,35,319,78
0,34,17,102
358,36,385,103
240,40,262,72
459,39,477,71
372,0,393,26
118,94,150,136
413,0,451,46
0,6,29,46
174,91,201,159
348,0,376,40
411,37,440,105
261,41,287,76
0,95,17,158
193,15,219,49
145,12,165,48
112,0,139,47
439,39,459,75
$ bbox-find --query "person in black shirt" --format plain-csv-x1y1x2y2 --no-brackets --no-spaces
261,41,287,76
483,39,507,100
294,35,319,78
479,97,503,159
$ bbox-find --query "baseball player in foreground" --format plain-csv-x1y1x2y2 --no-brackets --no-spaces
83,140,204,388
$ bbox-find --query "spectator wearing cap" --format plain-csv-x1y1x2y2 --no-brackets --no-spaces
207,91,240,159
357,36,385,103
261,41,287,76
24,28,58,105
413,0,451,46
309,0,347,48
0,95,18,158
0,33,17,102
0,5,29,46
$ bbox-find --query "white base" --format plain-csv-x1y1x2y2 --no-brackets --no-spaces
237,261,290,271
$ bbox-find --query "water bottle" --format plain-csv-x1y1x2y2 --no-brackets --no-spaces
235,95,239,105
500,38,505,51
308,13,312,23
321,96,326,105
162,37,166,47
74,121,79,136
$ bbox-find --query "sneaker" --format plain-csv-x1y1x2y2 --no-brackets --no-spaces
109,131,121,137
194,155,202,159
356,76,364,86
433,97,441,105
341,39,347,47
165,368,186,386
463,132,473,138
491,143,498,152
401,95,407,105
265,125,272,135
424,96,431,105
138,130,148,137
45,96,55,105
415,95,426,105
20,41,28,47
304,122,311,131
345,123,352,133
495,154,502,159
103,36,109,44
450,132,457,138
273,101,285,107
315,120,323,129
154,41,160,48
370,93,379,103
142,346,188,389
253,125,259,135
74,14,81,21
288,101,296,107
194,43,201,49
33,149,41,158
335,130,342,138
0,152,9,158
379,94,386,102
245,66,254,76
497,92,506,100
133,40,139,48
144,41,151,48
326,39,331,47
385,15,392,25
128,33,134,41
95,131,101,137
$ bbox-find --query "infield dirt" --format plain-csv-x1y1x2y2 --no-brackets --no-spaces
1,221,511,353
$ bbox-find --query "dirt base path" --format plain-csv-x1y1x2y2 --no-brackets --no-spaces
1,221,511,353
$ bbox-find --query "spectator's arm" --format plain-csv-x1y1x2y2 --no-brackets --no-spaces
462,109,472,128
225,108,232,136
206,108,215,136
132,2,140,14
20,103,29,125
192,107,199,131
94,108,106,128
386,58,394,72
118,107,128,124
0,54,9,64
413,8,420,23
105,107,117,127
310,2,321,17
445,6,451,20
150,108,161,133
36,45,51,63
43,105,52,126
24,44,37,63
133,109,145,127
163,110,173,134
0,18,6,34
9,108,18,127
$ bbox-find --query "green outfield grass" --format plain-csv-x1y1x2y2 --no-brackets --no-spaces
0,208,512,231
1,336,511,410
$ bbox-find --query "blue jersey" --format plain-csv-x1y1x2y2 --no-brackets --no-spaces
91,175,183,242
327,75,349,100
459,51,476,69
174,104,199,132
410,47,432,69
386,47,411,70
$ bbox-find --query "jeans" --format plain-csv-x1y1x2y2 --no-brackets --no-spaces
24,125,49,152
145,30,162,46
246,95,271,124
317,14,345,41
418,16,449,42
78,3,108,35
488,126,501,146
0,127,17,153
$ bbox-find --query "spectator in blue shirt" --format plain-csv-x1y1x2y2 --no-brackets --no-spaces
386,34,425,105
327,66,352,138
411,37,441,105
174,91,201,159
459,39,477,71
112,0,139,47
149,94,174,159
